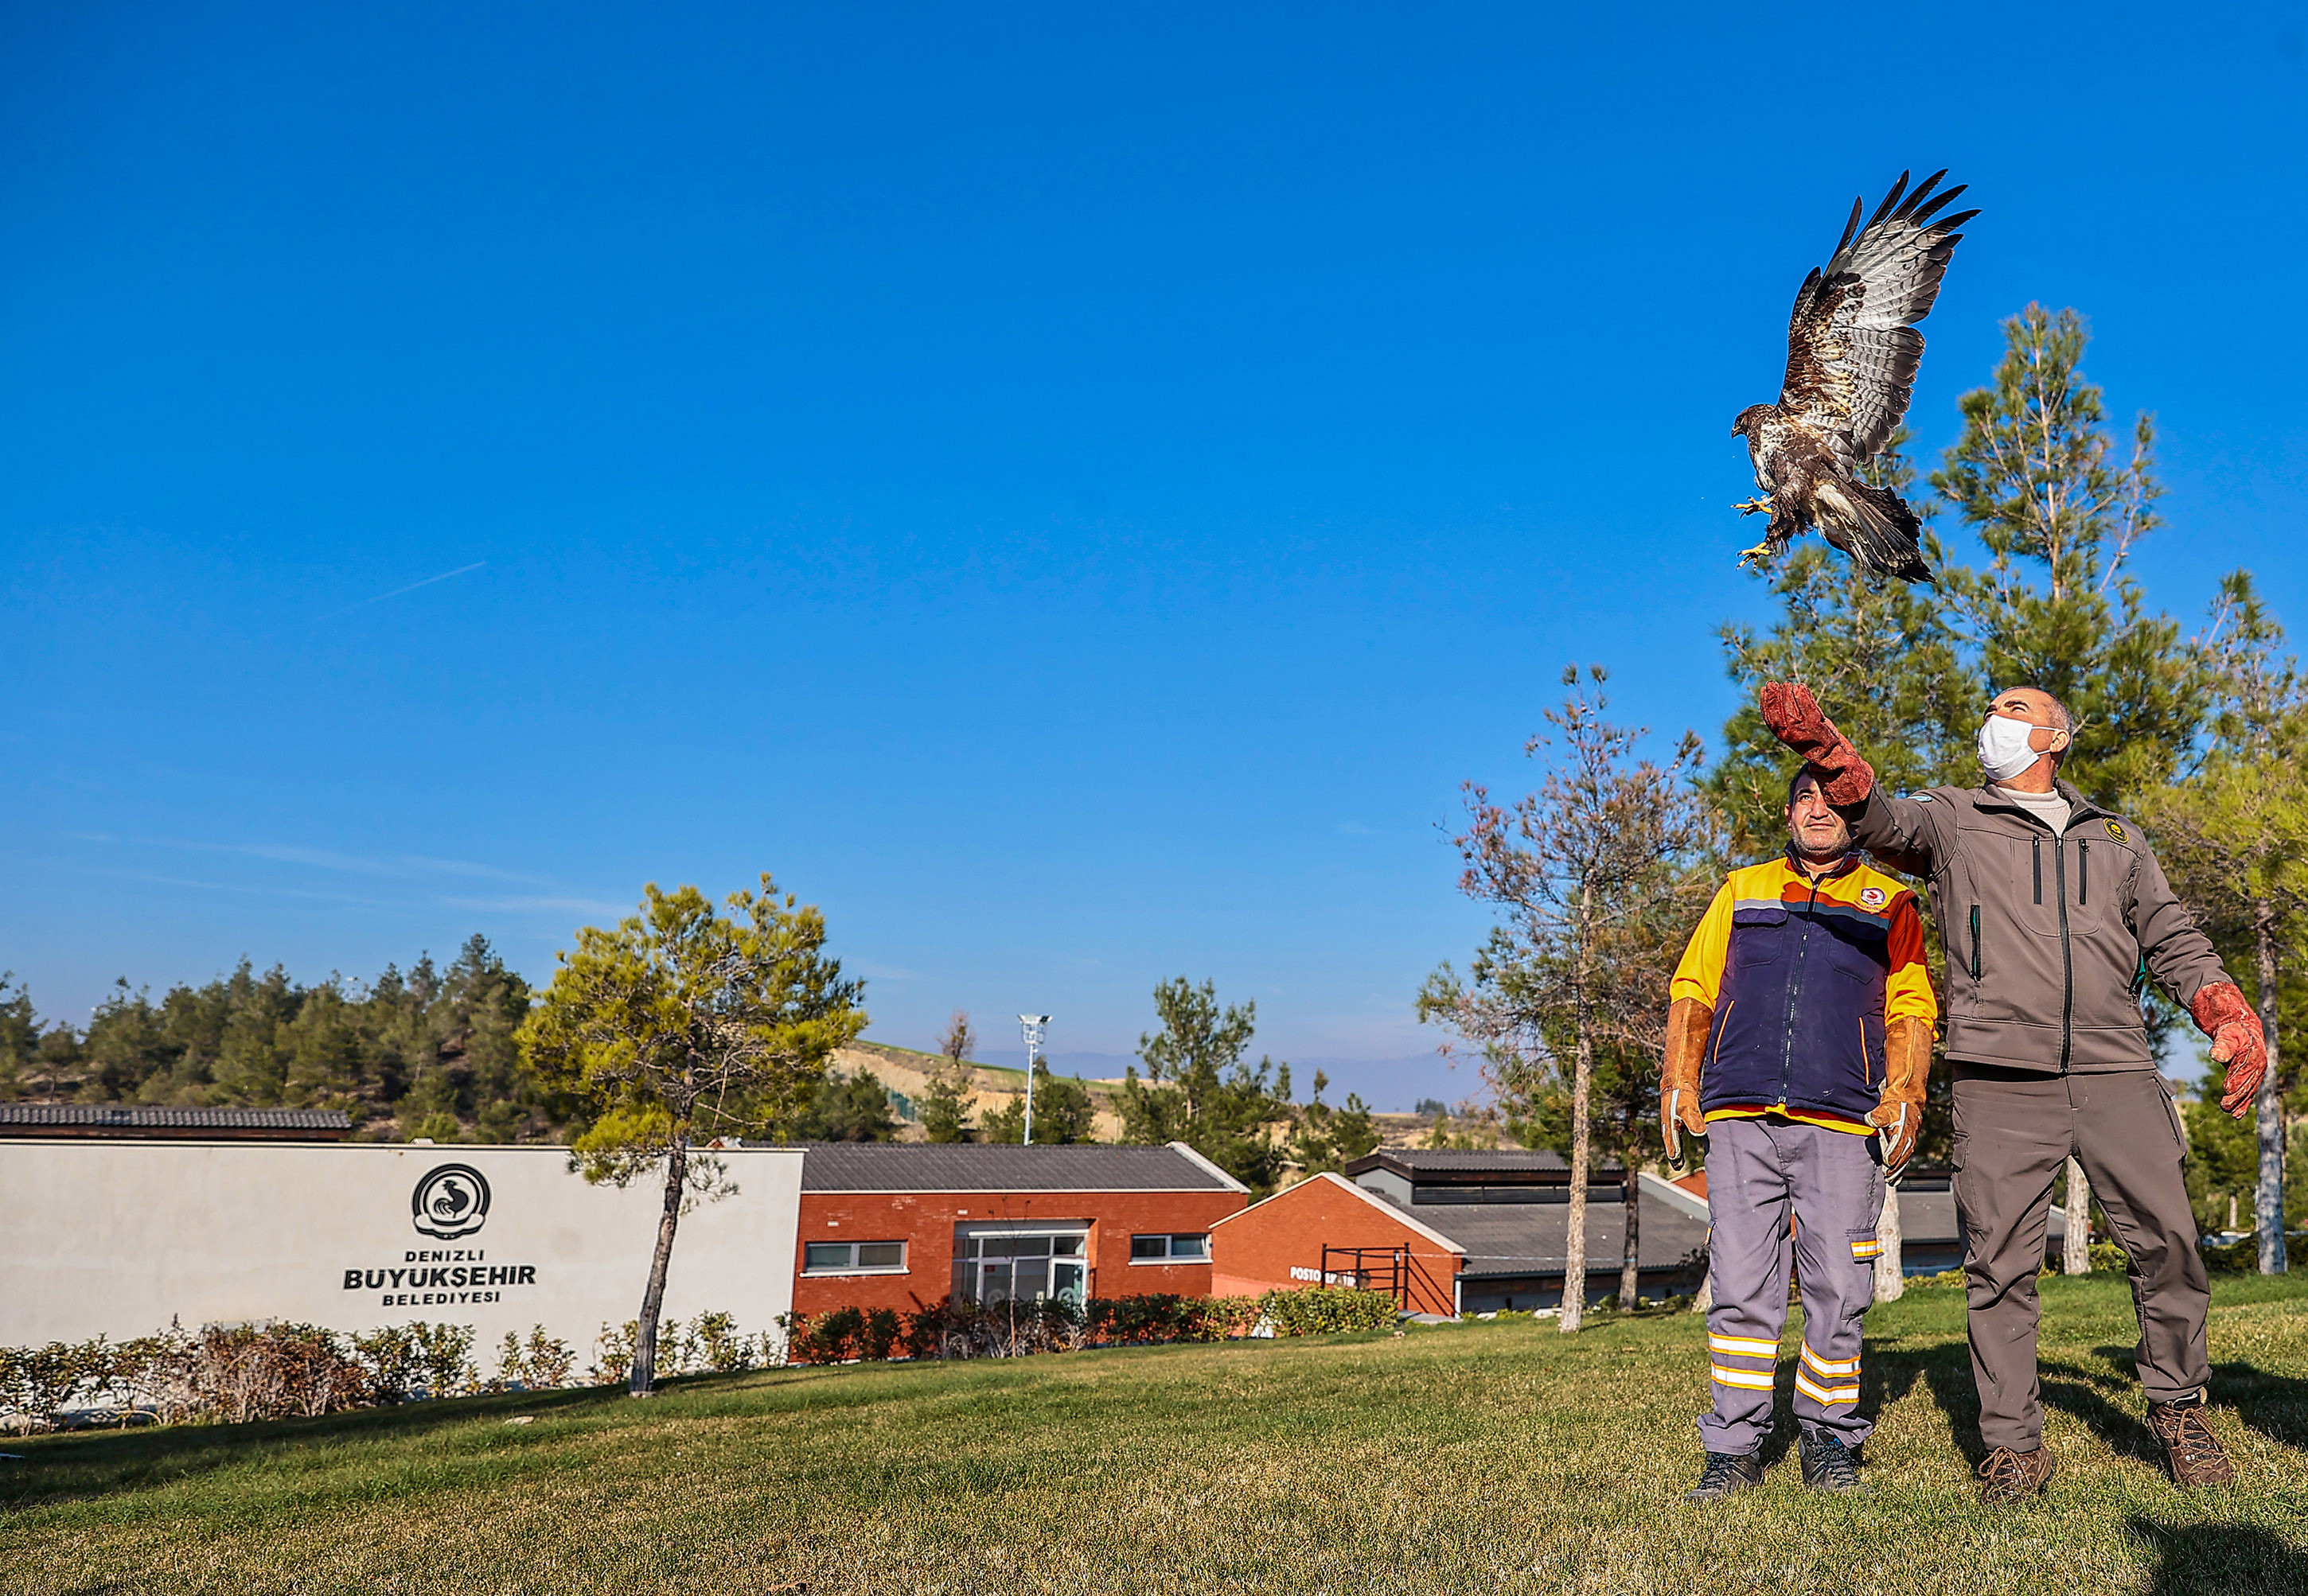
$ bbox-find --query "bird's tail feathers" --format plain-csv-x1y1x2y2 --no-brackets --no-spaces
1846,479,1932,584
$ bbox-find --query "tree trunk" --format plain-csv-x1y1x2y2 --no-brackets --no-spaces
630,1135,689,1396
1873,1184,1904,1302
2063,1157,2092,1275
1619,1162,1640,1310
2255,902,2287,1275
1561,889,1595,1335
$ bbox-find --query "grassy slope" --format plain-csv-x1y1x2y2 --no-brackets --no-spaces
6,1277,2307,1594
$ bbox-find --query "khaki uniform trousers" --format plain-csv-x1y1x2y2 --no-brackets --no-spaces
1952,1065,2211,1452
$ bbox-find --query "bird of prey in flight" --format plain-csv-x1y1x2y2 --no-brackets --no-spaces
1729,170,1977,583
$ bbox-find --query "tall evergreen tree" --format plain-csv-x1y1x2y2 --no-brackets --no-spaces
1289,1070,1382,1176
1935,305,2204,809
1118,978,1291,1193
0,975,41,1101
982,1060,1098,1144
919,1010,978,1143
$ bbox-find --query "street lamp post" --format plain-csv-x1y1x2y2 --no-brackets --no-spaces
1017,1014,1050,1145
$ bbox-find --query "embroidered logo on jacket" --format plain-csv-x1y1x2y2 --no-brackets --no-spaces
2105,819,2127,843
1858,887,1887,909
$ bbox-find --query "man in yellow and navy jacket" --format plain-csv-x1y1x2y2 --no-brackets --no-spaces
1664,769,1935,1501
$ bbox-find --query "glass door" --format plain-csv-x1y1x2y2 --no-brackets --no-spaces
954,1227,1089,1306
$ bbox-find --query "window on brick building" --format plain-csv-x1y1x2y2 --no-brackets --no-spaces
803,1240,906,1274
1129,1232,1210,1262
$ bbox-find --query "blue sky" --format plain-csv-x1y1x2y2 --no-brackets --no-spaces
5,4,2304,1107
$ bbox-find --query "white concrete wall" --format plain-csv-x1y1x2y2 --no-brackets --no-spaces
0,1141,801,1360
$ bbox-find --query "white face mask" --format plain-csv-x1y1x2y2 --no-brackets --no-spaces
1977,714,2044,783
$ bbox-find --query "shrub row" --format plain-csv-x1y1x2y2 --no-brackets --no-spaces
0,1310,770,1433
781,1287,1400,1364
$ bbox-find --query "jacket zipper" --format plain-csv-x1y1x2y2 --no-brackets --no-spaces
1706,999,1733,1068
1968,905,1981,979
2055,832,2074,1071
1780,873,1824,1107
2079,839,2090,905
2032,836,2041,904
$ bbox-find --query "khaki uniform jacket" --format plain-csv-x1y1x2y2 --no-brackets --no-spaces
1846,778,2228,1072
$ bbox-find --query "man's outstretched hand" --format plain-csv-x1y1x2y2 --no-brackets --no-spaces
2191,982,2268,1118
1759,682,1875,806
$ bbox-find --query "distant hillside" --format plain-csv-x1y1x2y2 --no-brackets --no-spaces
835,1041,1124,1143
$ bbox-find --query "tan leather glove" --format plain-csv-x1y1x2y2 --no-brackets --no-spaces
1661,998,1710,1166
1866,1015,1932,1181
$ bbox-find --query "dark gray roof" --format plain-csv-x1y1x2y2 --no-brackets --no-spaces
1402,1195,1712,1279
798,1140,1245,1193
1347,1146,1628,1180
0,1104,352,1134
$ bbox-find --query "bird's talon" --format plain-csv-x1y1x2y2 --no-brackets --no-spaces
1733,496,1773,517
1737,540,1776,570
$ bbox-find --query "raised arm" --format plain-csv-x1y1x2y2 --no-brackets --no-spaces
1758,681,1943,874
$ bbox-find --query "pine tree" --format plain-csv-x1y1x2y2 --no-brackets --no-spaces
920,1010,977,1143
982,1060,1097,1144
1289,1070,1382,1175
1935,305,2204,809
1118,978,1291,1193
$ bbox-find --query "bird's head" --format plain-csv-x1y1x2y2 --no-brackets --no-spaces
1730,404,1774,441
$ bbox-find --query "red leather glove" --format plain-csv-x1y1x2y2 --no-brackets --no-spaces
2190,982,2267,1117
1758,682,1875,806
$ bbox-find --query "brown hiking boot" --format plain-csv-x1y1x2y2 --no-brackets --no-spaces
1977,1445,2055,1504
2148,1400,2236,1487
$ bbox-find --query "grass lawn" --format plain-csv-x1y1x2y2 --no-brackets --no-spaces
6,1275,2307,1594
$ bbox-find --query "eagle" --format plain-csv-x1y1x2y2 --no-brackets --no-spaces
1731,169,1977,583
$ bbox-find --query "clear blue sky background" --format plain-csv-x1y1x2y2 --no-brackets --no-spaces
5,4,2304,1107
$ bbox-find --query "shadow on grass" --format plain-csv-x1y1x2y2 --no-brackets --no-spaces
0,1366,835,1512
1866,1327,2306,1473
2130,1517,2308,1594
2208,1360,2308,1453
1860,1337,1981,1462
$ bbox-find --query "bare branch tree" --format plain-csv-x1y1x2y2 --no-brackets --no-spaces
1421,666,1712,1332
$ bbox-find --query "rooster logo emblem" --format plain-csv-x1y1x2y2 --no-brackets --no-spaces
411,1164,492,1240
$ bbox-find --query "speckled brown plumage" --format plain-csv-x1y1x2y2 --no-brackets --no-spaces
1731,170,1978,584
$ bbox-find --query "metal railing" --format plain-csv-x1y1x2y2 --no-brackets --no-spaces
1318,1245,1410,1307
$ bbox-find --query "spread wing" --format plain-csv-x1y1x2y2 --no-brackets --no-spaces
1780,171,1978,465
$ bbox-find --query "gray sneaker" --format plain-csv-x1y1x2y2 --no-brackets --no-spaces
1797,1431,1864,1492
1685,1450,1764,1502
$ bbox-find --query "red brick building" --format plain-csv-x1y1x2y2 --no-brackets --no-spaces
1210,1172,1465,1316
790,1142,1249,1317
1213,1150,1714,1314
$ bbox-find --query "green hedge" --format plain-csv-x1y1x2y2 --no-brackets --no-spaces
781,1287,1400,1364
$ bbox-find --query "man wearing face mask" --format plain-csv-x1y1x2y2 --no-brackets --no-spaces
1760,681,2267,1503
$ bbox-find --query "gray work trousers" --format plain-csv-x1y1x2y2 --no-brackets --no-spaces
1952,1065,2211,1451
1699,1115,1885,1454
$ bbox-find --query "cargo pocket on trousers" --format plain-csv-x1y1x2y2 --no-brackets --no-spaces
1849,1228,1882,1264
2157,1076,2187,1159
